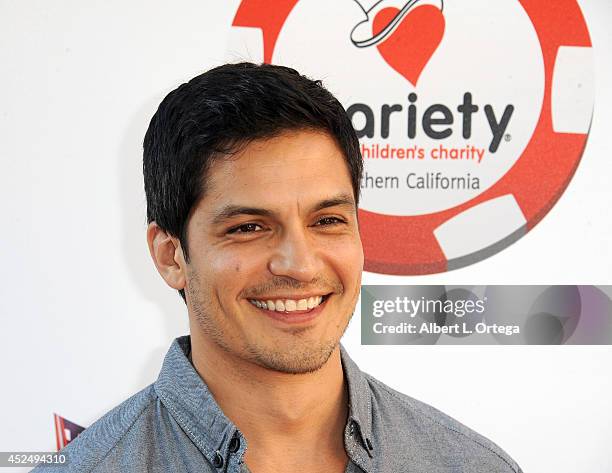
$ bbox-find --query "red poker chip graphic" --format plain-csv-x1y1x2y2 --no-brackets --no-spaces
228,0,594,275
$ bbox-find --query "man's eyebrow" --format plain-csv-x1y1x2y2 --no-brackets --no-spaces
210,193,356,226
310,193,356,213
211,205,274,226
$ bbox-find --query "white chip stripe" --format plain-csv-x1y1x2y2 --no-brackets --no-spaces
433,194,527,260
552,46,594,134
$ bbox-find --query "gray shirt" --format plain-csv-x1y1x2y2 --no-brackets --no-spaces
34,335,522,472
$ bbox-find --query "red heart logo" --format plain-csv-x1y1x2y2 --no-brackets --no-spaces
374,5,445,86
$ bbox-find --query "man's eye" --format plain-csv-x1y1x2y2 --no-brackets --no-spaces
315,217,345,226
227,223,263,234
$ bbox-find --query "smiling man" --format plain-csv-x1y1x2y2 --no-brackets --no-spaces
35,63,522,473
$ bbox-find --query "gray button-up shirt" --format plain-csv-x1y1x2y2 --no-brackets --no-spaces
34,335,522,472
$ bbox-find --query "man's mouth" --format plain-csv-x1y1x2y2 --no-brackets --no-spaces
247,294,331,313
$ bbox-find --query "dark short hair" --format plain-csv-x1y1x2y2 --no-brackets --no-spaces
143,62,363,301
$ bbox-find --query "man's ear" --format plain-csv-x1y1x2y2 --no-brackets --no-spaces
146,222,186,292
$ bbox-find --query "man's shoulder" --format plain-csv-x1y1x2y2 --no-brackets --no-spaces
33,384,157,472
364,373,522,473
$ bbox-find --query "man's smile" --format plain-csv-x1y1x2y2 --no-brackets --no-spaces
247,293,331,312
246,293,333,324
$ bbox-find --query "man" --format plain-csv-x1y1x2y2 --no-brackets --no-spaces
35,63,522,472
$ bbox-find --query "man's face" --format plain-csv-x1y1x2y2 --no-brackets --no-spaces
183,129,363,374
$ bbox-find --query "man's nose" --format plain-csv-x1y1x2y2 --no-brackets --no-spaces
267,225,322,282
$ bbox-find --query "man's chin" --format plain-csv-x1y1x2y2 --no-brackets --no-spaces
245,339,339,375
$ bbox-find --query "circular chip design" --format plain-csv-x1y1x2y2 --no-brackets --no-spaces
228,0,593,274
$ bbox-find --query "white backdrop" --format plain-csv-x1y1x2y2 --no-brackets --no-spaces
1,1,611,472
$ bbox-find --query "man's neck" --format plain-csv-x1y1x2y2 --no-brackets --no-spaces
189,330,349,472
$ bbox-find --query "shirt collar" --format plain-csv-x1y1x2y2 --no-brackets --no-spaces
154,335,238,465
154,335,374,470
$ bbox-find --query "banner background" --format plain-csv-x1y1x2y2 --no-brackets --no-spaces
1,1,610,471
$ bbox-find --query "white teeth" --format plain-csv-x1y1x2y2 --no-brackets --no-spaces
249,295,327,312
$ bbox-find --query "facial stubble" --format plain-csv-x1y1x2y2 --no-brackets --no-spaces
185,267,355,375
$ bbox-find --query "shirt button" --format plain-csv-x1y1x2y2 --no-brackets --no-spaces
229,436,241,453
212,451,224,468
